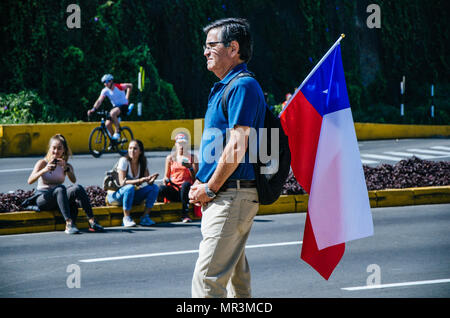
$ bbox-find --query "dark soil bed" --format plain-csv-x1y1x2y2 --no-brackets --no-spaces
1,157,449,213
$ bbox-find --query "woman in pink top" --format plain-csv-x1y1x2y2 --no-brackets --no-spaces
27,134,104,234
158,133,198,222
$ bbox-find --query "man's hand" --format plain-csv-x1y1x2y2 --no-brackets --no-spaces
188,126,250,207
122,83,133,101
87,108,95,116
189,181,213,207
89,95,105,117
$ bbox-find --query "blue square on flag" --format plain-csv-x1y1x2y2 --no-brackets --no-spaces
301,45,350,117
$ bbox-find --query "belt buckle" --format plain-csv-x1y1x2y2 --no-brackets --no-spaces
236,180,240,190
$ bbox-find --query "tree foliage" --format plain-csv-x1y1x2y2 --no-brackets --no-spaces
0,0,448,124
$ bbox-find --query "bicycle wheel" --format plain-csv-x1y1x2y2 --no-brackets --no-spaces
89,127,107,158
116,126,134,156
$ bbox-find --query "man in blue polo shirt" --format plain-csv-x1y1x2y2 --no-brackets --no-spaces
189,18,266,298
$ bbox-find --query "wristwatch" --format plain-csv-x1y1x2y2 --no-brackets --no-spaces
204,183,216,199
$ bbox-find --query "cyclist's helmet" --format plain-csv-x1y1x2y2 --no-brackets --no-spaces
101,74,114,83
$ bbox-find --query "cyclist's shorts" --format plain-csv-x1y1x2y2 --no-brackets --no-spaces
107,104,128,120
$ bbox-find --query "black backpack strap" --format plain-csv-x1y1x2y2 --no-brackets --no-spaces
220,72,254,120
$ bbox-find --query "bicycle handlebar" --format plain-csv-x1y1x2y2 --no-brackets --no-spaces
87,109,108,121
95,110,109,116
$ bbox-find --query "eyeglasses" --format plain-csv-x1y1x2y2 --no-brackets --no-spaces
203,41,228,52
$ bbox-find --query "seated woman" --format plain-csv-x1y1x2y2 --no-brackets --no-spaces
27,134,104,234
106,139,159,227
158,133,198,223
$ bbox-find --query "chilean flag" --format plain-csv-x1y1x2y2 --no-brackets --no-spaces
279,41,374,280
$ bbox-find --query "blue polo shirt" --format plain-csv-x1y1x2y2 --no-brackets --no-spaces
196,63,266,183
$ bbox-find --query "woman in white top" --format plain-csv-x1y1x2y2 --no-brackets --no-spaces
106,139,159,227
27,134,104,234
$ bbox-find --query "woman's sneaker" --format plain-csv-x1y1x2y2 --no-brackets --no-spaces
182,217,192,223
89,221,105,232
65,223,80,234
140,215,156,226
122,216,136,227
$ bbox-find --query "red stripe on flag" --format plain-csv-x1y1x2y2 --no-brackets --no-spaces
279,91,322,193
280,90,345,280
301,213,345,280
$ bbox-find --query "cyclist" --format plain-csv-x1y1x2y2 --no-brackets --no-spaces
87,74,133,140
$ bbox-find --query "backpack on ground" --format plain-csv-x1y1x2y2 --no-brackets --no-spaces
103,161,122,191
221,72,291,205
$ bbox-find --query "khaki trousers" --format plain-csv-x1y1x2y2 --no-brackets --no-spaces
191,187,259,298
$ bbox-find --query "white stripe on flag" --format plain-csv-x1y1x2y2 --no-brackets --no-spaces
309,108,374,250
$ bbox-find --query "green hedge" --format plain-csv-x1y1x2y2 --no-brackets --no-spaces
0,0,448,124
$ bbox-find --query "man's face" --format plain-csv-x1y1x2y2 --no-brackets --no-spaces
104,80,113,89
204,28,232,79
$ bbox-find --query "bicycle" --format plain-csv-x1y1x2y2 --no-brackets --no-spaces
88,105,134,158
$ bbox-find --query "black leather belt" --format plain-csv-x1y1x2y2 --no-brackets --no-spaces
219,180,256,192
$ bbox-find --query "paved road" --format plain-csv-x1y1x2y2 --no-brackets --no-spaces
0,138,449,193
0,203,449,298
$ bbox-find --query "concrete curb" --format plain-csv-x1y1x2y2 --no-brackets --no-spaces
0,186,449,235
1,121,449,157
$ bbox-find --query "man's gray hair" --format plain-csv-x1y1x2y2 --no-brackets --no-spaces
203,18,253,63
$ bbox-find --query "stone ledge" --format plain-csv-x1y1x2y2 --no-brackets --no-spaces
0,186,449,235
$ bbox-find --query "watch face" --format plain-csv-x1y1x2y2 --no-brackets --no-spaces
206,188,216,198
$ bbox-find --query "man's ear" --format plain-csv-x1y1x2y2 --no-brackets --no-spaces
229,40,240,58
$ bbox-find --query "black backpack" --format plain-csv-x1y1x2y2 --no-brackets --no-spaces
221,72,291,205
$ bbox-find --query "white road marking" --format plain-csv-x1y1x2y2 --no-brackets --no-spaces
360,146,450,164
383,151,434,160
79,249,199,263
79,241,302,263
430,146,450,151
246,241,302,249
361,159,379,164
360,154,404,161
407,148,450,156
342,278,450,291
0,168,33,173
